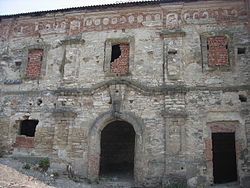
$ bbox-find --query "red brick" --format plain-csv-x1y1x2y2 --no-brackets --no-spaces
211,124,235,133
204,139,213,161
13,135,35,148
84,100,93,107
110,44,129,74
26,49,43,77
207,36,229,66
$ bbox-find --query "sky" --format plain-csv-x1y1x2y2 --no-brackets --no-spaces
0,0,150,15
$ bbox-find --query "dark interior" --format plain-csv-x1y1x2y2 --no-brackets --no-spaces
100,121,135,179
212,133,237,184
239,94,247,102
237,47,246,54
111,44,121,62
20,120,39,137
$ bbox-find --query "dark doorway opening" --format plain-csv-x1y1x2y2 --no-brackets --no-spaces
100,121,135,179
20,120,39,137
212,133,237,184
111,44,121,62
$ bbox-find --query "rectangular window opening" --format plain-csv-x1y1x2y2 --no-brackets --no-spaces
19,120,39,137
212,133,237,184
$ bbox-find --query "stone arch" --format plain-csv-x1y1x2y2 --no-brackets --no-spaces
87,111,144,184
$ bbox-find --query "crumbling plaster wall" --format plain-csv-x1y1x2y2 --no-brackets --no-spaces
0,0,249,187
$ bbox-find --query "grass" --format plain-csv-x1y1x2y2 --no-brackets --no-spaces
38,158,50,171
166,182,187,188
22,163,31,169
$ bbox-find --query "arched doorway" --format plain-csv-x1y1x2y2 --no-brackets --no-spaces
100,121,135,179
87,111,144,184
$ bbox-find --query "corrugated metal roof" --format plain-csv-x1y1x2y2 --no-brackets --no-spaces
0,0,201,19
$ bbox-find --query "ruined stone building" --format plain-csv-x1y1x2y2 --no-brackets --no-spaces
0,0,250,187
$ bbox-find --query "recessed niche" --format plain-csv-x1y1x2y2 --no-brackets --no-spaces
239,95,247,102
168,49,177,55
37,98,43,106
15,61,22,67
237,48,246,55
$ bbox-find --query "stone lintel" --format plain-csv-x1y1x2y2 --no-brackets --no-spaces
160,29,186,38
161,110,188,118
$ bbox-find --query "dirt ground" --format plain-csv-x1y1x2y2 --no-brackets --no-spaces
0,157,133,188
0,157,240,188
0,163,54,188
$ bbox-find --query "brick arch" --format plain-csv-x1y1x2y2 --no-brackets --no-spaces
87,111,145,184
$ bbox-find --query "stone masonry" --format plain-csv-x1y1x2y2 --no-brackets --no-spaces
0,0,250,187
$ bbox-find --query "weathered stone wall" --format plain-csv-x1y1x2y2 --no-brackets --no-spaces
0,0,249,187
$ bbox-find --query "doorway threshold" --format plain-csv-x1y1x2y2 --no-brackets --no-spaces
212,181,241,188
98,175,135,188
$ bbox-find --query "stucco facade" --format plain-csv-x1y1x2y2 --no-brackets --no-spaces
0,0,250,187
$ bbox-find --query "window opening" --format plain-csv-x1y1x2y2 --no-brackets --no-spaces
20,120,39,137
111,44,121,62
212,133,237,184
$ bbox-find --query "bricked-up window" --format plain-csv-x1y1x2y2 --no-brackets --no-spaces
26,49,43,77
20,120,39,137
110,44,129,74
207,36,229,66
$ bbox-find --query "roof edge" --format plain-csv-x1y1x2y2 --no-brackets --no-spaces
0,0,203,19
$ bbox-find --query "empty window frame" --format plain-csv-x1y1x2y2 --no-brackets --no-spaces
110,43,130,74
19,120,39,137
104,37,134,75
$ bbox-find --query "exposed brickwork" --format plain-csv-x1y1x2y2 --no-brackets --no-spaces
205,122,237,161
110,44,129,74
84,100,93,107
207,36,229,66
13,136,35,148
26,49,43,77
0,6,245,39
204,139,213,161
209,121,236,133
